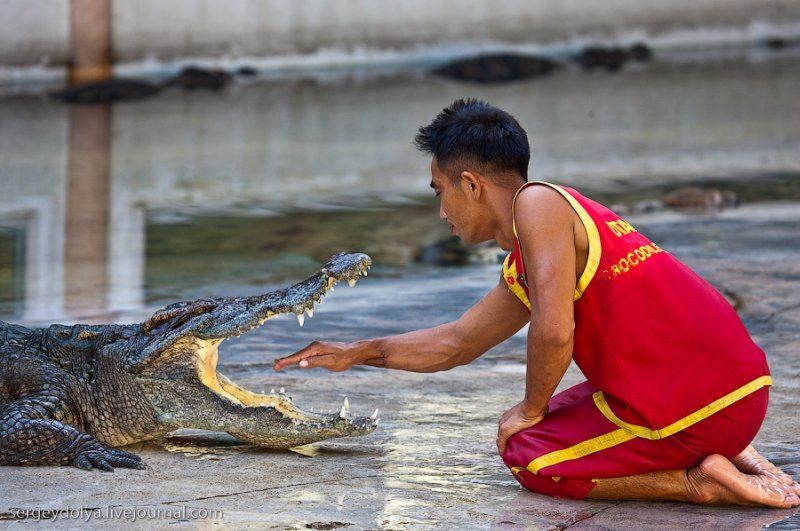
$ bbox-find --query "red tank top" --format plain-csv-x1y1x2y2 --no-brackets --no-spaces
503,181,771,436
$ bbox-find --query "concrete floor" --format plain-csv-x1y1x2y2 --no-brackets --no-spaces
1,201,799,530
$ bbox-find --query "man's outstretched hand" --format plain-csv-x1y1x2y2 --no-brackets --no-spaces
273,340,371,372
497,401,546,455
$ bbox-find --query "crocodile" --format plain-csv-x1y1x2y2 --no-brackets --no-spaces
0,252,377,471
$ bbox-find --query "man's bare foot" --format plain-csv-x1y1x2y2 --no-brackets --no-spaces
732,445,800,494
686,454,800,508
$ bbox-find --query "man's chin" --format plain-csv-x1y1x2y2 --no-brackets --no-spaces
452,230,468,243
450,226,488,245
458,233,489,246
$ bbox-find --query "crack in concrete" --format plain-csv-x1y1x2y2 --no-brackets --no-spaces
556,501,621,530
163,474,384,504
766,302,800,322
160,471,492,505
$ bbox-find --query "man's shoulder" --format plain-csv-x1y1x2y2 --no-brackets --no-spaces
513,183,580,233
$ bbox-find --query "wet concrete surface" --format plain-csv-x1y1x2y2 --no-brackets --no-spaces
1,200,799,530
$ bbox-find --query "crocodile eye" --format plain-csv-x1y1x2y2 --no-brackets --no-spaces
57,329,71,339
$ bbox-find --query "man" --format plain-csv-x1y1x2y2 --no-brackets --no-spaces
274,99,800,506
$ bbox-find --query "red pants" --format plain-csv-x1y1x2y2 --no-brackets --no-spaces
501,381,769,500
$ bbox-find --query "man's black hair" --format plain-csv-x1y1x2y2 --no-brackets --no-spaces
414,98,529,181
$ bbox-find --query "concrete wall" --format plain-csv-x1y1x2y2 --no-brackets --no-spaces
0,0,69,65
2,0,800,67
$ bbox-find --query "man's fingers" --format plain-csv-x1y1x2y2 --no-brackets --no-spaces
273,342,326,371
496,424,511,455
299,354,338,370
496,431,508,455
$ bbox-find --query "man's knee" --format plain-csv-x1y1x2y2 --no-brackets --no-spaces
500,427,544,469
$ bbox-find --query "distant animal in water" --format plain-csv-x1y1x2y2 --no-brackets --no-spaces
50,66,235,104
433,54,559,83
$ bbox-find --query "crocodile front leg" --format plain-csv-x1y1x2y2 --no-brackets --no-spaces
0,398,145,471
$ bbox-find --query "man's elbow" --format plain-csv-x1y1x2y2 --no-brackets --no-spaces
530,322,574,350
432,336,476,371
444,323,485,369
447,348,477,369
411,326,470,372
430,341,474,371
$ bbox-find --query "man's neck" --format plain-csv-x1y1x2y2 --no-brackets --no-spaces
491,185,523,251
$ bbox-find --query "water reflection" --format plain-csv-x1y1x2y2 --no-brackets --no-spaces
0,223,24,315
0,56,798,325
159,430,251,461
64,104,112,319
143,199,447,302
378,393,502,527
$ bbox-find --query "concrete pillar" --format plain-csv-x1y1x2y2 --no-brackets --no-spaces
64,105,112,319
69,0,113,85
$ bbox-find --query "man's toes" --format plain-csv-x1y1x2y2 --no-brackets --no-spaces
781,487,800,508
695,454,799,508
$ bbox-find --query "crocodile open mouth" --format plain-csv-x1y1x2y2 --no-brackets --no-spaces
185,253,379,447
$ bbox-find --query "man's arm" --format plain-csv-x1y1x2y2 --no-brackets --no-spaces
496,185,578,453
517,186,578,416
273,276,530,372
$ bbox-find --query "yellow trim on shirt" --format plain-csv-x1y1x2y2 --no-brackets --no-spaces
510,181,602,300
514,375,772,475
502,252,531,310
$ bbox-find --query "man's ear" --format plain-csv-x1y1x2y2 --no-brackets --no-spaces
460,171,483,200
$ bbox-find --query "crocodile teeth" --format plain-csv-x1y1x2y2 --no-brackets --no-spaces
339,397,350,418
270,388,275,394
305,307,314,318
296,313,305,327
370,409,379,420
279,387,285,394
348,279,356,288
362,270,368,276
374,418,380,426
